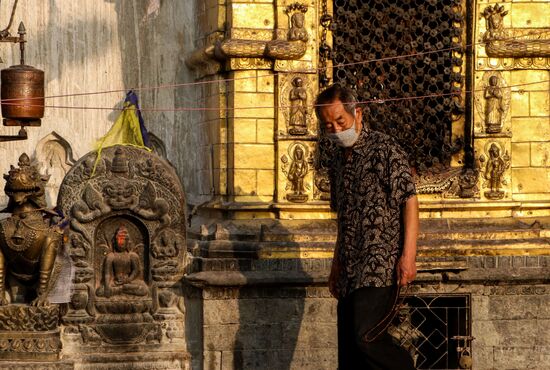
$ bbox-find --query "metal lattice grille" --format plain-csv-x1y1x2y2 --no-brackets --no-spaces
330,0,466,171
389,295,471,370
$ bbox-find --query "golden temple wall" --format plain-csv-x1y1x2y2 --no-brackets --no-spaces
188,0,550,221
185,2,550,370
475,0,550,219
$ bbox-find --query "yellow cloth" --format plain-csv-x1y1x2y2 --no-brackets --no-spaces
92,102,151,175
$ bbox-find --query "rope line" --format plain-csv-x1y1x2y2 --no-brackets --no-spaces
1,29,549,102
1,79,547,112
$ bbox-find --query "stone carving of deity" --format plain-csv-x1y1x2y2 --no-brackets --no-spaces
288,12,308,42
96,225,148,298
482,143,509,200
289,77,308,135
484,76,504,134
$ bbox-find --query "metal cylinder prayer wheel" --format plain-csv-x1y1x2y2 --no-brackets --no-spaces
1,64,44,126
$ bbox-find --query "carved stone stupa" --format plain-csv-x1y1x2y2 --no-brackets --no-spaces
57,146,191,369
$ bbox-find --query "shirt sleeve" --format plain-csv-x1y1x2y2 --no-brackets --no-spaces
387,141,416,208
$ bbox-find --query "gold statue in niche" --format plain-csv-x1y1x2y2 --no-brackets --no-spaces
281,143,312,203
96,225,148,298
484,76,504,134
480,142,510,200
289,77,308,135
0,153,63,306
474,72,509,134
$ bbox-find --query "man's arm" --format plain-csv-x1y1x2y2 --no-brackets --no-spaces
329,244,340,298
397,195,419,286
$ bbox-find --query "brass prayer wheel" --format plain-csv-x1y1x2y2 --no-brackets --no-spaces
1,64,44,126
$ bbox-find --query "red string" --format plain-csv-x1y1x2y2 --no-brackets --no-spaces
0,79,546,112
0,29,549,103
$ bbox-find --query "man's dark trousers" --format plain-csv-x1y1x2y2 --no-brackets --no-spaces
337,286,416,370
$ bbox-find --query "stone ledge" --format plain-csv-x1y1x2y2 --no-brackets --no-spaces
184,265,550,288
0,361,73,370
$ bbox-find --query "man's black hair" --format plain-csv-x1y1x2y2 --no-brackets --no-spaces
314,84,358,119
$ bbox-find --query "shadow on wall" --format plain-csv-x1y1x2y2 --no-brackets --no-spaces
34,0,114,85
233,243,308,370
105,0,202,204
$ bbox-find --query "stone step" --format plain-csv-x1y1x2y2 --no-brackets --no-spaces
194,236,550,258
196,256,469,273
189,218,549,243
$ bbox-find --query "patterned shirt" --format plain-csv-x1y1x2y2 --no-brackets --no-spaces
320,128,416,297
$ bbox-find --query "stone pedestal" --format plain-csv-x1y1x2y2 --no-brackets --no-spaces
0,305,73,368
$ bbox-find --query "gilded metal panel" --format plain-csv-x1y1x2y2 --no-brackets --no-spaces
277,140,316,203
277,73,319,137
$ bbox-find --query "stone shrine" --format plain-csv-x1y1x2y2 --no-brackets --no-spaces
56,146,191,369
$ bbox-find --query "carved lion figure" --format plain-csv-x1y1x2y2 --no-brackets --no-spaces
0,153,63,306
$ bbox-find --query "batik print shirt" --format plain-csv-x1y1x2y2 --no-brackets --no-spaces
321,128,416,297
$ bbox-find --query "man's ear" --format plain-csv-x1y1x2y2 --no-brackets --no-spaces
355,106,363,123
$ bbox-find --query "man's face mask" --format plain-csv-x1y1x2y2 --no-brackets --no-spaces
327,117,359,148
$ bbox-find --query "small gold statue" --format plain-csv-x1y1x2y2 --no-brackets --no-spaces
483,143,508,200
484,76,504,134
289,77,308,135
282,144,311,203
96,225,148,298
0,153,63,306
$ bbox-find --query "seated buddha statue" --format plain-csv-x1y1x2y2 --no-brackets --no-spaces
96,225,148,298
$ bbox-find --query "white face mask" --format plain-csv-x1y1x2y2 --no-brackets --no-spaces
327,119,359,148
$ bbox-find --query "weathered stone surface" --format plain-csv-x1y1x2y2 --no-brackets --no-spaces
472,345,494,370
526,256,539,267
539,296,550,319
493,346,550,370
220,349,337,370
535,320,550,346
204,321,336,352
472,294,490,321
204,297,335,326
0,361,73,370
203,350,222,370
487,295,540,320
484,256,496,268
474,320,538,347
197,275,550,370
512,256,525,268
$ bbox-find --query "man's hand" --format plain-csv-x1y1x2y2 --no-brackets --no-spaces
396,254,416,286
329,258,340,298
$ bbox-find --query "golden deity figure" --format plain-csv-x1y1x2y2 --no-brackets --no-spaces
484,143,507,200
288,146,308,193
283,144,310,203
0,153,63,306
484,76,504,134
96,225,148,298
289,77,308,135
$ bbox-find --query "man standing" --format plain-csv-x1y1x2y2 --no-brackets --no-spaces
315,85,418,370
